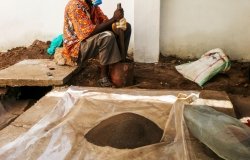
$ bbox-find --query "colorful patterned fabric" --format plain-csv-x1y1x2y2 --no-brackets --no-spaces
62,0,108,65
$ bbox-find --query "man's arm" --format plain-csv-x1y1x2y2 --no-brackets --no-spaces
89,8,124,37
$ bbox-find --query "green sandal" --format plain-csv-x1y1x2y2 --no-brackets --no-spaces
97,77,113,87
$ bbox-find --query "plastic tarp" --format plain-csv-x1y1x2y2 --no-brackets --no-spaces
175,48,231,86
0,87,219,160
184,105,250,160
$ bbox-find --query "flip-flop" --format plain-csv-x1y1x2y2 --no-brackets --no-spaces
97,77,114,87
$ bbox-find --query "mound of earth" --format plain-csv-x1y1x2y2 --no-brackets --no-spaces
0,40,52,70
85,113,163,149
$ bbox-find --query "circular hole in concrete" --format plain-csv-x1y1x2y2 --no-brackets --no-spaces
46,72,53,76
49,67,55,70
85,112,163,149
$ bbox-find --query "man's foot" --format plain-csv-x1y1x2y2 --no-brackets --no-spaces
97,77,114,87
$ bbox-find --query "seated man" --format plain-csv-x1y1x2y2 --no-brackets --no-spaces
62,0,131,87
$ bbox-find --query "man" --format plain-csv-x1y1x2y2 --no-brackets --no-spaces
62,0,131,87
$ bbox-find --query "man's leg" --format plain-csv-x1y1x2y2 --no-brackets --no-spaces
115,23,132,61
78,31,121,86
117,29,126,61
124,23,132,56
97,31,121,66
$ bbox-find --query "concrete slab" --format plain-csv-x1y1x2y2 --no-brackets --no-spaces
199,90,230,101
198,90,236,117
0,59,78,87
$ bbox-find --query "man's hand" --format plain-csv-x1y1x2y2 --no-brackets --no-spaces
113,8,124,21
89,8,124,37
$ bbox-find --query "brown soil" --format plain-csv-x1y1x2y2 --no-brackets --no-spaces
85,112,163,149
0,40,250,118
0,40,52,70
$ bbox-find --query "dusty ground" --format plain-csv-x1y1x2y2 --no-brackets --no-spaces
0,40,249,118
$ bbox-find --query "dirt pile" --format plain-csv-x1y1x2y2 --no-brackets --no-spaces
85,113,163,149
0,40,52,70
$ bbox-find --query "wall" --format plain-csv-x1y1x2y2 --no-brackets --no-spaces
0,0,66,51
161,0,250,61
1,0,250,61
0,0,134,52
134,0,160,63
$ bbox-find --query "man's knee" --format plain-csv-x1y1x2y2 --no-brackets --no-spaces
98,31,116,46
102,31,116,41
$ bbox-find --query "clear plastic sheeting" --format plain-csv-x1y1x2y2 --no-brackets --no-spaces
184,105,250,160
0,87,217,160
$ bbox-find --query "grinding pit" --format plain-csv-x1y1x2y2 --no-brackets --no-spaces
0,87,235,160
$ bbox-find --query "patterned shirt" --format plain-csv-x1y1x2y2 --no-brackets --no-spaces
62,0,108,65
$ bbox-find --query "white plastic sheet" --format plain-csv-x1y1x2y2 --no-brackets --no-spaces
0,87,215,160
